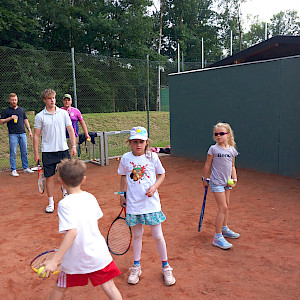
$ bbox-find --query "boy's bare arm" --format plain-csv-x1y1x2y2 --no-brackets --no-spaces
42,228,77,277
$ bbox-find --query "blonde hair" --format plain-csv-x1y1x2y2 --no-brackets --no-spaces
58,159,86,187
41,89,56,99
213,122,236,149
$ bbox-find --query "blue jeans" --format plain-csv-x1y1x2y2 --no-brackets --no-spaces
9,133,29,171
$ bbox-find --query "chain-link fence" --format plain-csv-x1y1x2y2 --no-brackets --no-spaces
0,46,212,113
0,46,211,171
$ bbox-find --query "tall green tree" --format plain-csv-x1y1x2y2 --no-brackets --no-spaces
243,10,300,48
0,0,39,49
215,0,246,56
269,10,300,36
37,0,100,52
243,19,265,46
35,0,158,58
101,0,157,59
161,0,221,63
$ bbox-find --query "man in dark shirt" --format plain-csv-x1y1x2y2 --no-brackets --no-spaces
0,93,34,176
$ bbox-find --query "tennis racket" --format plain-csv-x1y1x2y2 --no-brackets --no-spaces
107,204,132,256
37,160,45,194
198,181,209,232
30,249,60,275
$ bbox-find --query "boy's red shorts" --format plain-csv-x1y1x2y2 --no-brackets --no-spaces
57,261,121,288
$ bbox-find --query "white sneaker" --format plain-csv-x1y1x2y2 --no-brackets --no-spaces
212,236,233,250
11,170,19,177
45,205,54,213
128,265,142,284
162,265,176,286
222,227,240,239
23,168,34,173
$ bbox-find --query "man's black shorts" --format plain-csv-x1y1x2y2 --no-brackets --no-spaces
42,150,70,178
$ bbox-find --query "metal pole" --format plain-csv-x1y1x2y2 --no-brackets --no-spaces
147,54,150,138
71,47,78,108
230,30,233,56
265,22,268,40
158,66,161,111
181,51,184,72
201,38,204,69
177,43,180,72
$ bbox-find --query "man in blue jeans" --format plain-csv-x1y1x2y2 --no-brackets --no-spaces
0,93,34,176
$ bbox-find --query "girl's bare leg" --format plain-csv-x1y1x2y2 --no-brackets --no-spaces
223,189,231,226
214,191,228,233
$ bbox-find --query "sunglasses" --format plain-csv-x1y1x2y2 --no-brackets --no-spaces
214,132,227,136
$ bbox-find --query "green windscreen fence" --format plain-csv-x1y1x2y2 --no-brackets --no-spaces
169,56,300,179
160,87,169,111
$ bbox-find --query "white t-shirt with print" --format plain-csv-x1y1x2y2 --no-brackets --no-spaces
58,191,112,274
118,151,165,215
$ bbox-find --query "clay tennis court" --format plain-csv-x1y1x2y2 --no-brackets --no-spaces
0,156,299,300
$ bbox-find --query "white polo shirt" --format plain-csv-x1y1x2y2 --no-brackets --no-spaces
34,106,71,152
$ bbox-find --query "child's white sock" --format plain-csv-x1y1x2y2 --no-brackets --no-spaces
49,197,54,207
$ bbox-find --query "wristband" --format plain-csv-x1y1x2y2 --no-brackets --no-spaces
72,146,76,148
202,176,210,182
114,191,125,195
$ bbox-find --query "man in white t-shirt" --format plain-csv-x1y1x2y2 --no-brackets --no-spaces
33,89,77,213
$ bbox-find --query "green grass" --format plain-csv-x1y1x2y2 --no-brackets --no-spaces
0,111,170,171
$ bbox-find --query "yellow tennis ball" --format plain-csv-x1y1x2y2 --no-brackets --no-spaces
87,138,91,142
38,266,46,278
227,179,234,186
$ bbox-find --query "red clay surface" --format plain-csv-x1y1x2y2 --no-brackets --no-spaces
0,156,299,300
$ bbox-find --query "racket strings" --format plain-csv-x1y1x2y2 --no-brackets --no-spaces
31,252,56,271
107,219,131,254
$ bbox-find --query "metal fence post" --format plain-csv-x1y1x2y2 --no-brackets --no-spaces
71,47,78,108
147,54,150,138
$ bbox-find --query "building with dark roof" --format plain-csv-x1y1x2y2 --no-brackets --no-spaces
210,35,300,67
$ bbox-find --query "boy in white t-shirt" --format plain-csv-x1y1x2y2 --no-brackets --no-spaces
39,159,122,300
